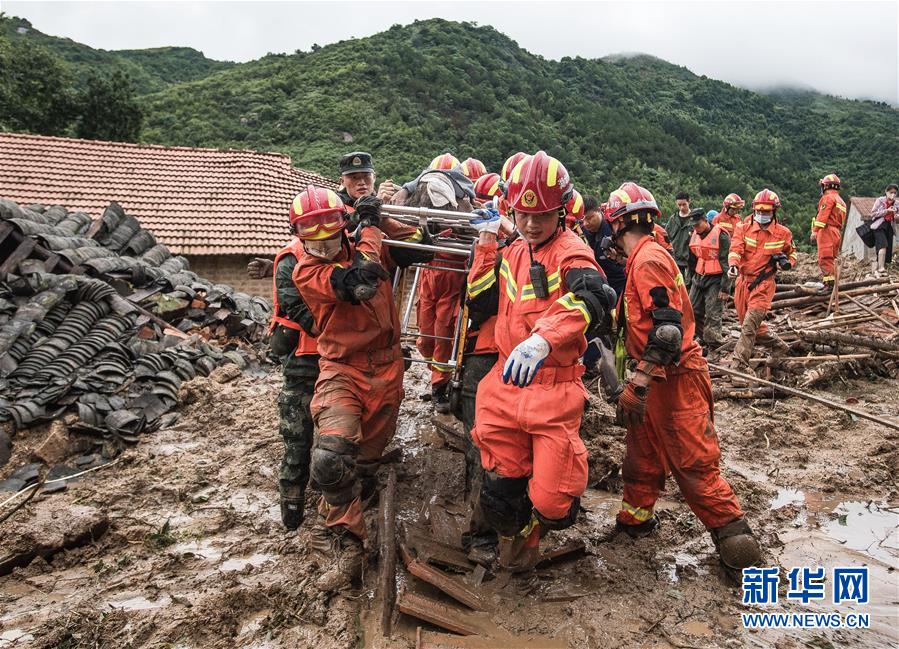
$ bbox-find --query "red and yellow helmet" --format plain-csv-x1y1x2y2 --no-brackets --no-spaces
820,173,841,190
460,157,487,181
429,153,460,171
565,189,584,227
473,172,502,200
506,151,572,214
722,193,745,210
290,185,348,240
501,152,528,182
752,188,781,213
605,182,660,226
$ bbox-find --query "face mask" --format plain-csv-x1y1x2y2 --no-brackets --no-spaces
304,237,342,260
754,212,773,225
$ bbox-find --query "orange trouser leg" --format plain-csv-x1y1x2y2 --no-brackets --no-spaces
312,358,404,539
618,369,744,530
816,228,840,281
416,293,436,362
472,367,588,522
734,275,774,335
430,291,459,388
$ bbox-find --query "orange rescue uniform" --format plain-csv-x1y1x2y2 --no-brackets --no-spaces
812,189,847,283
294,226,405,539
467,229,599,521
271,238,318,356
618,235,744,529
416,231,465,388
712,211,743,237
728,220,796,335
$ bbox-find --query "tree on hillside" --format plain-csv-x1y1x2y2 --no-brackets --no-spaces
0,36,77,135
75,70,142,141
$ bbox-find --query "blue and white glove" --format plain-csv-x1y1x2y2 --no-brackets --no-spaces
471,208,502,235
502,333,550,387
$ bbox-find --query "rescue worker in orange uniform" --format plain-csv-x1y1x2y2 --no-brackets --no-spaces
430,152,461,170
687,210,731,345
728,189,796,372
606,182,761,577
461,157,488,182
293,186,429,591
713,193,745,236
652,223,675,255
811,174,847,287
465,151,615,573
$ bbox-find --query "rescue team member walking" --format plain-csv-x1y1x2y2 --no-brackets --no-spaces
713,193,745,236
268,223,320,531
728,189,796,373
606,182,761,577
663,191,693,280
811,174,847,287
293,186,429,592
465,152,614,573
687,209,731,346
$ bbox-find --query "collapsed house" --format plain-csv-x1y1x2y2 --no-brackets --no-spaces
0,197,275,484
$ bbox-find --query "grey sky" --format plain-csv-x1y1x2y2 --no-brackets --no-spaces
6,1,898,104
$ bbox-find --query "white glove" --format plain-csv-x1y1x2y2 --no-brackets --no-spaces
727,265,739,279
471,208,502,235
502,334,550,387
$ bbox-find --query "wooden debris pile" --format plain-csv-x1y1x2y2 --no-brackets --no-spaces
715,274,899,393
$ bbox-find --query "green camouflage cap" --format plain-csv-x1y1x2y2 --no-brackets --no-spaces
339,152,375,176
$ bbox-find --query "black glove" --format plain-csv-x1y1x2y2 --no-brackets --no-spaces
771,253,790,271
354,195,382,228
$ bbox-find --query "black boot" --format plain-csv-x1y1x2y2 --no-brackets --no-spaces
280,484,305,530
614,516,659,539
433,384,450,414
710,518,762,582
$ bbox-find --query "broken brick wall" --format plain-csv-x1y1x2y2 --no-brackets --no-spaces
185,255,271,297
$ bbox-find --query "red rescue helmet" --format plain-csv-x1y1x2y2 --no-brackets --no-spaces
722,193,745,210
473,172,503,200
752,188,781,213
819,173,841,190
501,152,528,182
565,189,584,227
429,153,460,170
506,151,573,214
290,185,348,240
605,182,661,227
460,157,487,181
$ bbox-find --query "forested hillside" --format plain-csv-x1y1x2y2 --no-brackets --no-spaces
2,15,897,239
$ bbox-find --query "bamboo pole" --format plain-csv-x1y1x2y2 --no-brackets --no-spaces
708,363,899,431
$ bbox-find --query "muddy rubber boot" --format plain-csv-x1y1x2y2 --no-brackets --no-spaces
614,516,659,539
703,328,724,347
710,518,762,583
498,523,541,573
313,529,364,593
280,484,305,531
432,384,450,414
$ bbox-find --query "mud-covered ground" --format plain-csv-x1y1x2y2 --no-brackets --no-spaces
1,349,897,648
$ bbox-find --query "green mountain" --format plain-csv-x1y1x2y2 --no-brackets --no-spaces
3,16,897,242
1,16,234,94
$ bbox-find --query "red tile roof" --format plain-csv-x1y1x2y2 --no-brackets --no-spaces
0,132,338,255
849,197,876,219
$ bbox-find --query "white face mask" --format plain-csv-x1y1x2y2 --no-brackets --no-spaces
754,211,773,225
304,237,342,260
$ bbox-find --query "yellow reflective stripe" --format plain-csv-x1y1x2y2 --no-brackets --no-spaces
789,251,798,261
499,258,517,301
520,267,562,301
403,229,424,242
557,292,591,332
431,364,454,373
728,253,740,263
744,236,758,246
835,203,846,212
813,220,827,228
675,273,684,287
621,500,653,523
331,261,348,268
467,270,496,298
763,240,785,249
547,158,559,187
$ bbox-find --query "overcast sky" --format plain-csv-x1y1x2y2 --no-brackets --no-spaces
6,1,898,104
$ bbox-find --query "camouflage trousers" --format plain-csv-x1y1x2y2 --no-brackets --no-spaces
278,377,316,491
688,274,725,344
